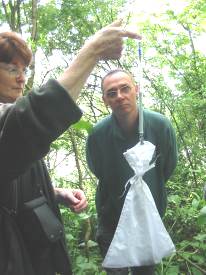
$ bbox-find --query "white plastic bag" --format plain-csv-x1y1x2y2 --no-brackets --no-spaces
102,141,175,268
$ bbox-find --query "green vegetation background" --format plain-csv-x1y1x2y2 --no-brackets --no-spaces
1,0,205,273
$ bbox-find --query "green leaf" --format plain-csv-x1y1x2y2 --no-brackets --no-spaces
72,119,93,133
197,206,206,225
194,233,206,242
191,267,205,275
166,266,179,275
65,233,75,241
191,254,206,265
200,206,206,215
168,194,181,204
192,198,200,208
77,212,91,220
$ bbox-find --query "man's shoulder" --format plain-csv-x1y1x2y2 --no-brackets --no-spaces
91,115,112,135
144,109,171,126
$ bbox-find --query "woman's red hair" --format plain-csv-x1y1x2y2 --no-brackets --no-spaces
0,32,32,66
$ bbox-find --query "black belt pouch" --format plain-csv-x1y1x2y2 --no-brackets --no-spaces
18,196,64,248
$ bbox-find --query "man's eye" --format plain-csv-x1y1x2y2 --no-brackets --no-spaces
121,85,131,93
107,91,117,98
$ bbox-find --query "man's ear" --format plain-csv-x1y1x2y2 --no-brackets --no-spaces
102,95,108,106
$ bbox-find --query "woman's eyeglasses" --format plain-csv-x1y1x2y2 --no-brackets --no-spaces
0,62,28,77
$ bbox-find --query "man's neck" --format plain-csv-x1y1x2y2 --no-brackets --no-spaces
116,109,139,137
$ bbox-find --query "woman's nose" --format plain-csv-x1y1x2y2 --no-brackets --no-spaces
16,72,26,84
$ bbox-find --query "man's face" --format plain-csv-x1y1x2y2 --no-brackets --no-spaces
102,71,138,118
0,57,27,103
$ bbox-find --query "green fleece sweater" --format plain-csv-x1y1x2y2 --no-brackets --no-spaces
86,109,178,236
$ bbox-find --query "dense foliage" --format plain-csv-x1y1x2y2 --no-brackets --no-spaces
1,0,205,274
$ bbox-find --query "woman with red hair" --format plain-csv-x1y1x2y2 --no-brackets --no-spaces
0,23,139,275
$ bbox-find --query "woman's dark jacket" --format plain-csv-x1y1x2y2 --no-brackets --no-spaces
0,79,82,275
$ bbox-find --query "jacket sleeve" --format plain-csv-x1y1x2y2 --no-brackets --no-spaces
163,119,178,182
0,79,82,181
86,133,101,179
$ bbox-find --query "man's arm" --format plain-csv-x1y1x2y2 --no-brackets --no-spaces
163,121,178,182
86,134,101,179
